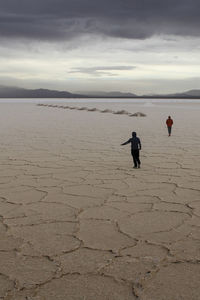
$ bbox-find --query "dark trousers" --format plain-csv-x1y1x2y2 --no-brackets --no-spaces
131,149,140,167
167,126,172,135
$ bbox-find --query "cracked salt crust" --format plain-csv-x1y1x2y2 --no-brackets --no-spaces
0,101,200,299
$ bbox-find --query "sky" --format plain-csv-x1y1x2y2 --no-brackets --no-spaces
0,0,200,95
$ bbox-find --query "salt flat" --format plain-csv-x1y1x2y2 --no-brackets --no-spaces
0,100,200,300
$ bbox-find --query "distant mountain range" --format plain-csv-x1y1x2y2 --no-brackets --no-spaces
0,86,83,98
77,91,138,97
0,85,200,99
158,89,200,98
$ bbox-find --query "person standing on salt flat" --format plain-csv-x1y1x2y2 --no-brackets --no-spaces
166,116,173,136
121,131,142,168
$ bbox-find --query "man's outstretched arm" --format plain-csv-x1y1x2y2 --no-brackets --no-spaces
121,139,131,146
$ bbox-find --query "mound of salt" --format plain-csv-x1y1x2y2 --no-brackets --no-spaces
87,108,98,111
114,110,129,115
101,109,113,113
130,112,146,117
78,107,88,110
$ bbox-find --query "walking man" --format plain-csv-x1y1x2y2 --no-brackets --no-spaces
121,132,141,168
166,116,173,136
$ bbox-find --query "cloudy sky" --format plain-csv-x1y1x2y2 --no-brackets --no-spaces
0,0,200,94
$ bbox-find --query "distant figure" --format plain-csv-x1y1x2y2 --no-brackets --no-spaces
121,132,141,168
166,116,173,136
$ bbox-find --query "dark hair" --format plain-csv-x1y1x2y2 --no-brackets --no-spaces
132,132,136,137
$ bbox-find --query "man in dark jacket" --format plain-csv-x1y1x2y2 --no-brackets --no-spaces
121,132,142,168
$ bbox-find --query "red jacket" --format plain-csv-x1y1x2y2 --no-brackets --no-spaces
166,118,173,127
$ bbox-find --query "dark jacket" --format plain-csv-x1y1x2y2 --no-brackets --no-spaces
121,132,141,150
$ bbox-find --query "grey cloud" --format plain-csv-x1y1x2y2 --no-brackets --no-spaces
0,0,200,41
69,66,136,76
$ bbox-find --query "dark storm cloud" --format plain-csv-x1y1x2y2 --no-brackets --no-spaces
0,0,200,41
70,66,136,76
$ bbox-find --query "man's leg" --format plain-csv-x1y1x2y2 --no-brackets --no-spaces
131,150,137,168
137,150,141,168
135,150,141,168
168,126,171,136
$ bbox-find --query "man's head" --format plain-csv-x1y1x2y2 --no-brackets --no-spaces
168,116,171,119
132,132,137,137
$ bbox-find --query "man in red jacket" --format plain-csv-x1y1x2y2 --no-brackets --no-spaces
166,116,173,136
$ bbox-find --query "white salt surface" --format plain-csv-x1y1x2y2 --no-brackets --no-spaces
0,99,200,300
